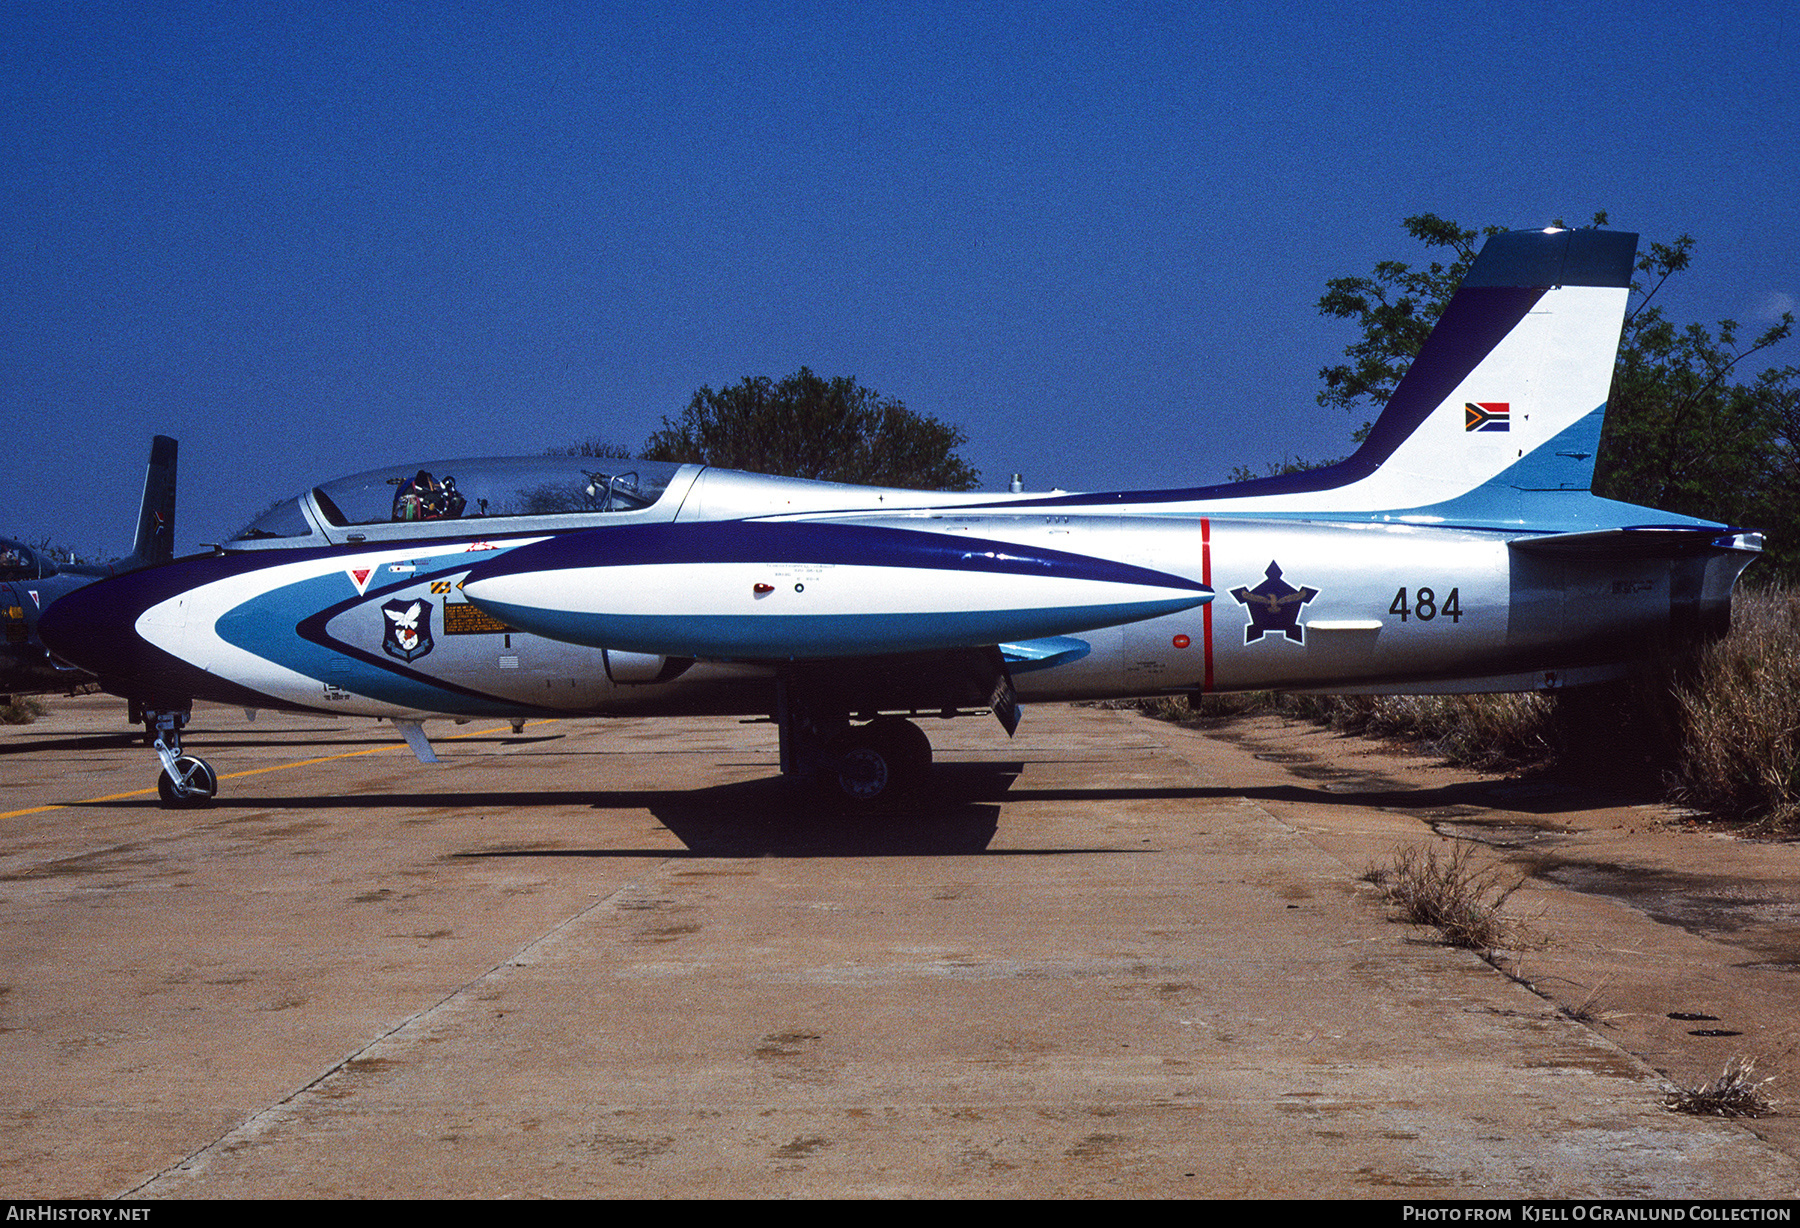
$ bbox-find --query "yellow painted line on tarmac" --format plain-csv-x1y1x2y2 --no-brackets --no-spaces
0,719,561,820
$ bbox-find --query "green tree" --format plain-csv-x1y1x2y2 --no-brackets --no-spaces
1317,213,1800,577
1316,213,1502,440
640,367,981,490
1594,234,1798,549
547,438,636,459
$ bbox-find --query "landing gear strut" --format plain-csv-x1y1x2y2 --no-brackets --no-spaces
145,706,216,808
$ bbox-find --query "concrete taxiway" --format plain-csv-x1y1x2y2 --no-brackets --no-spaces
1,695,1795,1197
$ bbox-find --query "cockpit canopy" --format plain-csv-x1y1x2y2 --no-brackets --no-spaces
0,538,51,582
224,452,1018,554
230,456,691,549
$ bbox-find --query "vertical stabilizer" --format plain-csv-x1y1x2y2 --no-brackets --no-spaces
129,436,178,567
1340,228,1637,508
1150,228,1640,518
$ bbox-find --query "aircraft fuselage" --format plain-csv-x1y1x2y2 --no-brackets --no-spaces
51,508,1747,723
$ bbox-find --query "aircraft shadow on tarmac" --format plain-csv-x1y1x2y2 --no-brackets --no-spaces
0,731,147,755
188,758,1198,856
84,760,1028,856
60,744,1627,855
640,761,1023,855
1244,767,1663,814
450,761,1036,857
449,771,1616,857
998,774,1636,820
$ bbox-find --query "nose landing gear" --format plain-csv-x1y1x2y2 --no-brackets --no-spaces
157,753,218,808
146,707,216,808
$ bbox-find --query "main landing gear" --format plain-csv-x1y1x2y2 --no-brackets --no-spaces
775,650,1020,809
143,706,217,808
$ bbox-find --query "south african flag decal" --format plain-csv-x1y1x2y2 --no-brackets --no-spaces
1465,401,1510,432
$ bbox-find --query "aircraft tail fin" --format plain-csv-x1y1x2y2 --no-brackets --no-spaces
951,228,1641,520
1337,227,1637,509
1118,228,1640,517
127,436,178,567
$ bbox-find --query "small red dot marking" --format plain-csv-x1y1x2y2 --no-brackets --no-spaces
1172,634,1190,649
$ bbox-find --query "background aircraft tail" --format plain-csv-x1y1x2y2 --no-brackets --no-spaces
127,435,178,567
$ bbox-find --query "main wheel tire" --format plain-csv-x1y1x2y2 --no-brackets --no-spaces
825,720,932,808
870,717,932,780
827,729,898,806
157,755,218,809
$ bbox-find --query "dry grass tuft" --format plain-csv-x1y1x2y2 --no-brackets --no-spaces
1557,979,1620,1028
1132,689,1555,771
1664,1058,1777,1119
1315,694,1555,770
1673,587,1800,830
1369,841,1525,953
0,695,44,725
1134,696,1193,721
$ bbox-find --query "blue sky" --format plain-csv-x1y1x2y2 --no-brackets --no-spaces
5,0,1796,556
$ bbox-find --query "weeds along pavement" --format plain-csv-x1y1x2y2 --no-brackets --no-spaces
1172,708,1800,1165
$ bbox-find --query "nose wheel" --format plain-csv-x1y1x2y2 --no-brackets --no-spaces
157,754,218,808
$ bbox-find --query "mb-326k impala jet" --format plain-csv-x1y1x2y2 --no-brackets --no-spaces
40,229,1760,807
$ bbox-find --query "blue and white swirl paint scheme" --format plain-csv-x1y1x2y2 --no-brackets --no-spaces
39,228,1763,807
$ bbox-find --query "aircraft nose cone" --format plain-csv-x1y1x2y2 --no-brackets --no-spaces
37,574,164,682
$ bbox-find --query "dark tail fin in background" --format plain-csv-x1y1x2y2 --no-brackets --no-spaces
128,436,177,567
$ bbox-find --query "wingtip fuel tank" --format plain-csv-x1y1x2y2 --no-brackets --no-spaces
460,521,1212,659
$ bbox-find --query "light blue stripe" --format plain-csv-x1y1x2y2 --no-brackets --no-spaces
473,598,1203,659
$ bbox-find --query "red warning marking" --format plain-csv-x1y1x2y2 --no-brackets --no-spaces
1172,634,1190,649
1201,518,1214,692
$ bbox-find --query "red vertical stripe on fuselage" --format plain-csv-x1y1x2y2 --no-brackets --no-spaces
1201,517,1213,692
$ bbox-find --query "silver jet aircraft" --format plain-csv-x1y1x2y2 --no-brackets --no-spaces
39,229,1759,807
